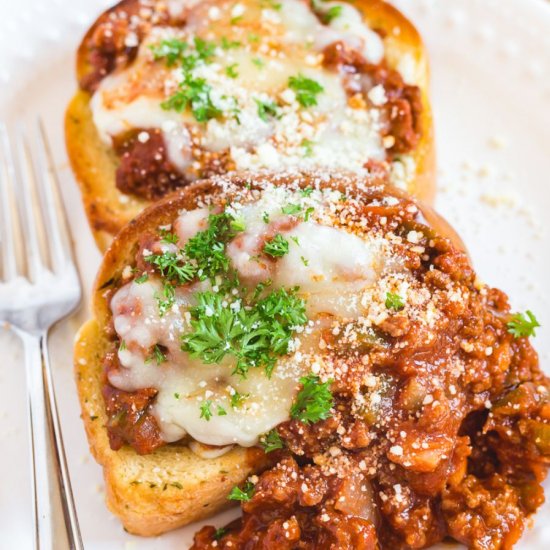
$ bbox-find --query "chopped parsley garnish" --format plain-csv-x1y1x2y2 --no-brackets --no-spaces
252,57,265,69
154,37,221,122
300,187,314,197
263,234,289,257
221,37,242,50
290,236,300,246
213,528,227,541
193,37,216,62
160,229,179,244
281,203,302,216
145,213,245,315
301,139,315,157
507,310,540,338
119,340,126,351
322,5,342,23
260,429,284,453
228,481,255,502
181,287,307,377
200,400,213,421
253,279,273,300
145,250,196,285
184,213,238,279
255,99,279,121
230,217,246,232
174,392,180,399
155,282,176,316
135,273,149,284
162,75,222,122
262,211,270,224
260,0,282,10
151,37,215,70
288,74,324,108
230,391,250,408
225,63,239,79
217,405,227,416
151,344,167,365
290,374,334,424
304,207,315,221
150,38,188,66
300,256,309,266
385,292,405,311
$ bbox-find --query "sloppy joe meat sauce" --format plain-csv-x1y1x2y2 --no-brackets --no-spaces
98,174,549,549
79,0,423,200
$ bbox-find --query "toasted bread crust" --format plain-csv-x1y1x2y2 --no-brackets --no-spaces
75,318,265,536
65,0,435,251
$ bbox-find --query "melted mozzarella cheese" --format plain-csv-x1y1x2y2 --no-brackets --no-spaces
90,0,393,179
279,0,383,64
91,80,193,173
109,189,402,448
224,190,389,317
274,224,387,318
110,277,309,446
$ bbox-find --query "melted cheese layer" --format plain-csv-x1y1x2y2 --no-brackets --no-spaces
90,0,397,180
109,187,401,448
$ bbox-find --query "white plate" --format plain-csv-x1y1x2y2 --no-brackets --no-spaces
0,0,549,548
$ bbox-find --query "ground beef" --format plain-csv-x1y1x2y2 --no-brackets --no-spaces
78,0,149,93
323,41,423,156
99,177,549,548
193,456,378,550
102,351,164,454
188,183,549,550
113,129,188,200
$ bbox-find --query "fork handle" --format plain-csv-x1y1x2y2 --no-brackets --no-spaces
42,334,83,550
21,331,55,549
20,331,83,550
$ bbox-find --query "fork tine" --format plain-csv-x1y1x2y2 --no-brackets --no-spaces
10,122,44,282
0,123,18,281
32,119,74,273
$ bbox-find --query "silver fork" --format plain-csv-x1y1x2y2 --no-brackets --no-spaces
0,121,83,550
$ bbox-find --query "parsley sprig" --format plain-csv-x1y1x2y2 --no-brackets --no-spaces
288,74,324,108
162,75,222,122
151,37,215,71
228,481,255,502
184,213,236,279
507,310,540,338
260,429,284,453
255,99,279,121
322,5,342,23
263,234,289,257
153,37,222,122
213,528,227,541
385,292,405,311
181,287,307,377
145,251,196,284
145,212,241,291
231,391,249,408
290,374,334,424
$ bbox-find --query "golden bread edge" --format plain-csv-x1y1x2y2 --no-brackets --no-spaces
74,318,261,536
